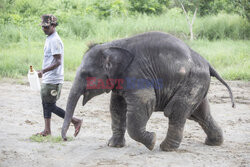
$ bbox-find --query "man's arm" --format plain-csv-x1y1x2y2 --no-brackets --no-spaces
38,54,62,78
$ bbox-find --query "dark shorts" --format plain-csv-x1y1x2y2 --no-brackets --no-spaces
41,83,62,103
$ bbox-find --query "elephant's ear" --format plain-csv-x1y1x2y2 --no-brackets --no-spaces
102,47,134,79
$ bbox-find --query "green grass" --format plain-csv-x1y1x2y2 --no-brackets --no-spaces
1,11,249,46
29,134,73,143
194,14,249,40
1,1,249,81
187,40,250,81
1,38,249,81
0,9,249,81
0,38,85,80
1,9,249,81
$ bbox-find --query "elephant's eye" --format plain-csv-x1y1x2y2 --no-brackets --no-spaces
105,62,112,71
80,71,89,78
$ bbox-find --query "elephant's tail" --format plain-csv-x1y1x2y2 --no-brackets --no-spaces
209,65,235,108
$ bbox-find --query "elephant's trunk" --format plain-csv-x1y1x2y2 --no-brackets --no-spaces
61,89,82,140
61,72,85,140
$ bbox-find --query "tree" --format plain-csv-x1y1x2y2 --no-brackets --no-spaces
231,0,250,20
177,0,198,40
129,0,170,15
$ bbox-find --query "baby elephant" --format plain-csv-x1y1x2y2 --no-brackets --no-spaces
61,32,235,151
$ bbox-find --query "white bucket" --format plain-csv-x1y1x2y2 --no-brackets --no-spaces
28,66,41,91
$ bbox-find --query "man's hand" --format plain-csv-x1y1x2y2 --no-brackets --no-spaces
37,54,61,78
37,70,43,78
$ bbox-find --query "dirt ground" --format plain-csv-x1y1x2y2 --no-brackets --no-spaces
0,78,249,167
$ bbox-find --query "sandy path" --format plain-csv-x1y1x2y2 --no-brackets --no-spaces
0,79,249,167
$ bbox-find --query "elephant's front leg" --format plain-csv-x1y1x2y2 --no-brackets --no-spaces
125,90,156,150
108,92,127,148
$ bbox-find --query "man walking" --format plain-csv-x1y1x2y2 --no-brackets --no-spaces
37,14,82,137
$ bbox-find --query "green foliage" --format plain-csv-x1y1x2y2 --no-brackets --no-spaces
1,35,249,81
195,14,250,40
29,135,73,143
174,0,249,19
15,0,39,16
129,0,170,14
234,0,250,20
0,39,84,80
0,0,14,13
0,24,21,43
66,16,96,39
0,0,249,80
188,40,250,81
207,0,249,19
87,0,127,19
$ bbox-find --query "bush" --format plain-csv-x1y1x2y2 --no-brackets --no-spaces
86,0,128,19
0,0,249,44
66,16,95,39
0,24,21,43
195,13,250,40
129,0,170,15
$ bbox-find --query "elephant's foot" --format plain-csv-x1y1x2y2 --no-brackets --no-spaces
144,132,156,150
108,135,125,148
128,130,156,150
205,136,223,146
160,140,180,152
205,127,223,146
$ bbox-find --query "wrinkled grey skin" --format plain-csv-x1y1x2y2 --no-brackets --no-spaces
62,32,235,151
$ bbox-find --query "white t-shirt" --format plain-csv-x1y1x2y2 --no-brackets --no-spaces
42,31,64,84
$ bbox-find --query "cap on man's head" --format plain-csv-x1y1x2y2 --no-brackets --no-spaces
40,14,58,27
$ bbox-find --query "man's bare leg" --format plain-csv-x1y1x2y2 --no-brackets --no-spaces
36,117,82,137
36,118,51,136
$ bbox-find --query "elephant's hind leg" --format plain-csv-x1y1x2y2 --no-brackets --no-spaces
108,92,127,148
190,97,223,146
161,78,209,151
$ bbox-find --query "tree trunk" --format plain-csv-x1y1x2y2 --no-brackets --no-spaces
179,1,197,40
190,24,194,40
190,8,197,40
